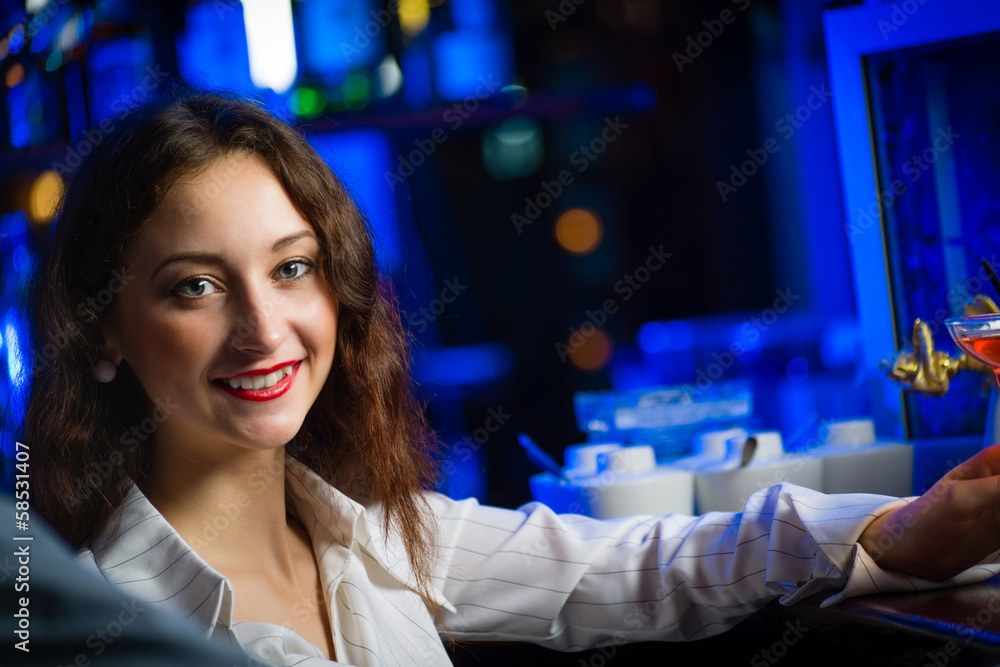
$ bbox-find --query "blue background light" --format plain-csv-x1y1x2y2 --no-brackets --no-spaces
432,29,511,101
175,2,255,98
308,129,403,274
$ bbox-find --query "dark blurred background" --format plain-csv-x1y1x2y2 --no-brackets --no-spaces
4,0,999,510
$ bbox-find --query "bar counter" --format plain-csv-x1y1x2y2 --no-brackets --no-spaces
450,576,1000,666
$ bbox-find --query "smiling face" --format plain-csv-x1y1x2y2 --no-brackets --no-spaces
100,153,338,458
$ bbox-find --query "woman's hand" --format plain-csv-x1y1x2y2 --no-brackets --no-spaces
858,443,1000,581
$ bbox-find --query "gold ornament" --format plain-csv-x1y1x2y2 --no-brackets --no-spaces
880,295,997,395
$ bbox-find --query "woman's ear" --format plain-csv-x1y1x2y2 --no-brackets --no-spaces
96,320,124,365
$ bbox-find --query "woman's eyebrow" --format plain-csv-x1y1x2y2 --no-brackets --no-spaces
150,231,320,281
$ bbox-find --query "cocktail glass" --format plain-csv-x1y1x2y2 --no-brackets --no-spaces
945,313,1000,446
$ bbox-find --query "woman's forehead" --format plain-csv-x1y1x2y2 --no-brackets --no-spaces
124,155,316,263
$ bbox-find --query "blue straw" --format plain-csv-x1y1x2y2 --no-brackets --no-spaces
517,433,565,478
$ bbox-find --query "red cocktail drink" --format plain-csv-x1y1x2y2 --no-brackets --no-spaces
947,314,1000,383
945,313,1000,448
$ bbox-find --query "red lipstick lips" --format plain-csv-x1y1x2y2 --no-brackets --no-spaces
214,360,301,402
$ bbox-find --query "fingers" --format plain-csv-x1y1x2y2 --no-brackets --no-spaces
942,444,1000,481
935,474,1000,518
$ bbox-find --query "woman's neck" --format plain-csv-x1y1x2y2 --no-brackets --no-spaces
138,443,296,574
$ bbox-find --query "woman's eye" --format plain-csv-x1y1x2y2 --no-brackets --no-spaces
173,278,218,298
277,261,312,280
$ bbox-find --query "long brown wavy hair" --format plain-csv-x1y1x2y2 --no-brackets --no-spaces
23,88,441,600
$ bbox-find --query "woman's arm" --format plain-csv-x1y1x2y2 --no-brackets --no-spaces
426,480,967,650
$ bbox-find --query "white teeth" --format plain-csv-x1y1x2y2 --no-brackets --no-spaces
223,363,296,391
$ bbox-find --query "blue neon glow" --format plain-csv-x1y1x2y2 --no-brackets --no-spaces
86,35,155,122
29,24,50,53
0,211,25,240
416,342,515,387
402,45,432,108
820,318,861,367
611,358,653,391
78,9,94,42
299,0,383,75
638,322,670,354
9,25,23,53
7,85,29,149
432,29,511,101
629,82,658,113
728,322,761,365
437,436,487,501
4,311,25,390
451,0,497,29
786,357,809,383
638,320,694,354
175,2,255,97
308,130,403,274
13,244,30,278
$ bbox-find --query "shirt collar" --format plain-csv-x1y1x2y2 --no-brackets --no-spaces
81,456,452,640
284,456,454,613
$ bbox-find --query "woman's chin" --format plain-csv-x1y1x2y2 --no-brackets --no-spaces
230,426,302,453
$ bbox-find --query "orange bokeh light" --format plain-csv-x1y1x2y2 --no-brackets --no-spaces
567,328,614,371
6,62,24,88
555,208,603,255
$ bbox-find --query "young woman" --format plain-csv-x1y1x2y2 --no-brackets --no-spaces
22,88,1000,666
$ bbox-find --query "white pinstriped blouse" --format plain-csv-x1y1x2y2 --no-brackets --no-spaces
74,456,1000,666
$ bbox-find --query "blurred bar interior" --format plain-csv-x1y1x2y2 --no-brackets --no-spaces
1,0,999,511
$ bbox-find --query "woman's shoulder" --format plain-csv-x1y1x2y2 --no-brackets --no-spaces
73,545,104,577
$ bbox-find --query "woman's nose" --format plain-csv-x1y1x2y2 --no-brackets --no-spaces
226,285,289,355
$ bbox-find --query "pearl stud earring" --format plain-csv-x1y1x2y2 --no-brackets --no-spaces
95,359,117,383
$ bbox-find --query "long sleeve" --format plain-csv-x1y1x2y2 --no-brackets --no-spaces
427,482,1000,650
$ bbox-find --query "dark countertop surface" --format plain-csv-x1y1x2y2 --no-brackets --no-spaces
448,576,1000,666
